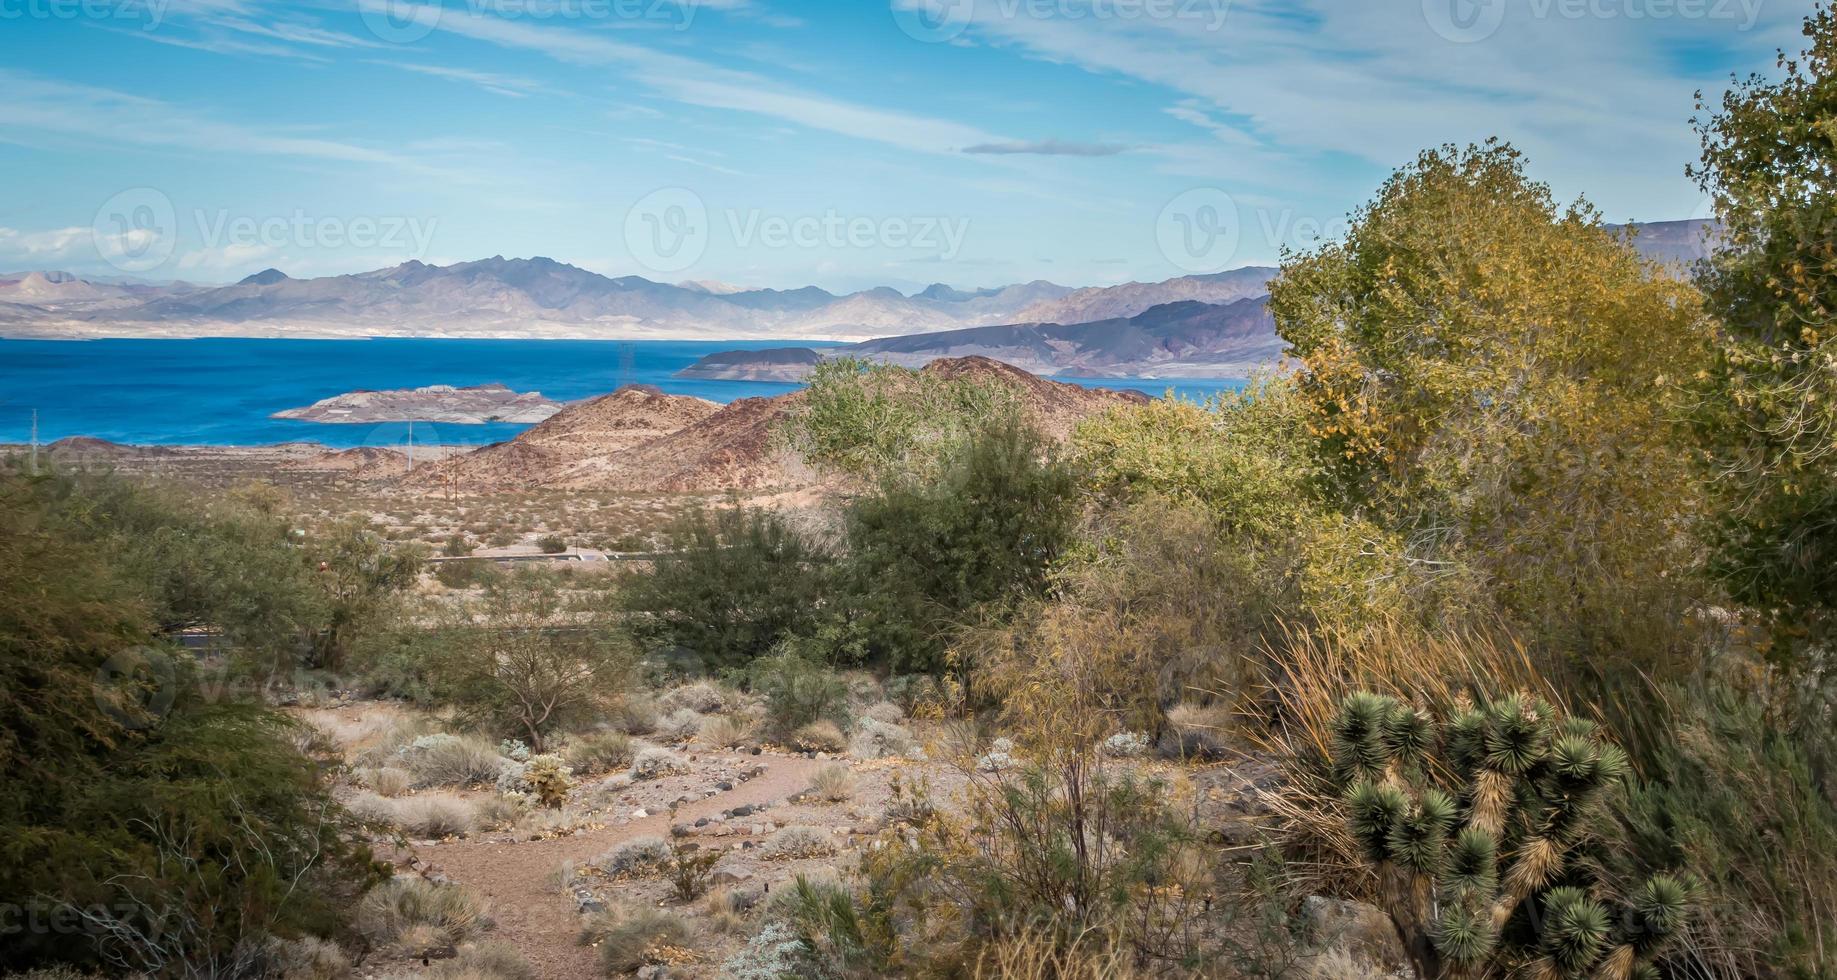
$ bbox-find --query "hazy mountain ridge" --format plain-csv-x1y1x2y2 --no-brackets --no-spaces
0,222,1709,346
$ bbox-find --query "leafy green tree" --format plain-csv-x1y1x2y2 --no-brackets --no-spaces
306,518,422,672
433,570,632,751
1691,5,1837,661
0,464,381,975
621,506,831,671
836,415,1078,673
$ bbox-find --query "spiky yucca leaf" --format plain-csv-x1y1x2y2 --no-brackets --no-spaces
1332,692,1398,784
1631,874,1689,951
1542,887,1610,974
1557,716,1598,740
1442,826,1498,894
1347,780,1409,863
1429,900,1498,964
1447,706,1487,773
1483,695,1549,775
1630,963,1662,980
1546,733,1602,788
1383,703,1436,766
1386,788,1455,876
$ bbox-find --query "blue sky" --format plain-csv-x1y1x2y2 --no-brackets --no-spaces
0,0,1809,292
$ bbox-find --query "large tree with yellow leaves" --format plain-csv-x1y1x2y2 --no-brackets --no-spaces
1270,141,1715,657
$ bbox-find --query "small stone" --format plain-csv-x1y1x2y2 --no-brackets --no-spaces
694,817,710,827
632,808,648,819
730,803,755,817
715,781,733,792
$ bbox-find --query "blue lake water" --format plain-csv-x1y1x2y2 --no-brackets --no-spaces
0,338,1246,448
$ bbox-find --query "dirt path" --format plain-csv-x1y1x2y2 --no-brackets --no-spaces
417,753,824,979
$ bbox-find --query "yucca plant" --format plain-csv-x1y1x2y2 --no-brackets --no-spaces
1328,691,1691,980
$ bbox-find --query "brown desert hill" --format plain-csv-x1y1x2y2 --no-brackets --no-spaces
403,357,1149,495
406,385,720,491
290,446,410,480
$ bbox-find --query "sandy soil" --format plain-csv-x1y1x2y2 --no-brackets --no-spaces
410,753,826,979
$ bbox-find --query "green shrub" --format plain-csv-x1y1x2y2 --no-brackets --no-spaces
832,414,1078,674
620,507,831,671
536,534,567,554
0,468,385,974
747,651,847,734
667,841,723,901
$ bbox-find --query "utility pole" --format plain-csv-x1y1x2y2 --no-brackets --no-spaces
406,421,415,471
29,409,38,475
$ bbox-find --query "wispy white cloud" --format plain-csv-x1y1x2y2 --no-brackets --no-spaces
0,227,92,261
384,61,543,97
963,139,1129,156
0,70,464,179
357,0,1014,154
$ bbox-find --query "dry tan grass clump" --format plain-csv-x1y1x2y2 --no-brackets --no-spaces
698,714,750,749
791,720,847,753
661,680,729,714
403,735,507,788
346,791,399,828
809,763,854,802
563,730,634,775
971,924,1140,980
395,794,476,839
761,825,837,860
362,766,414,797
629,746,688,780
579,905,694,975
356,877,491,953
375,942,533,980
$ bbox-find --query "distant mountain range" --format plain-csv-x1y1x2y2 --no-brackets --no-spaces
681,297,1283,380
0,218,1716,379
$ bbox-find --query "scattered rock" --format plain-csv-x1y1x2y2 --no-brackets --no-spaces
1297,897,1416,980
